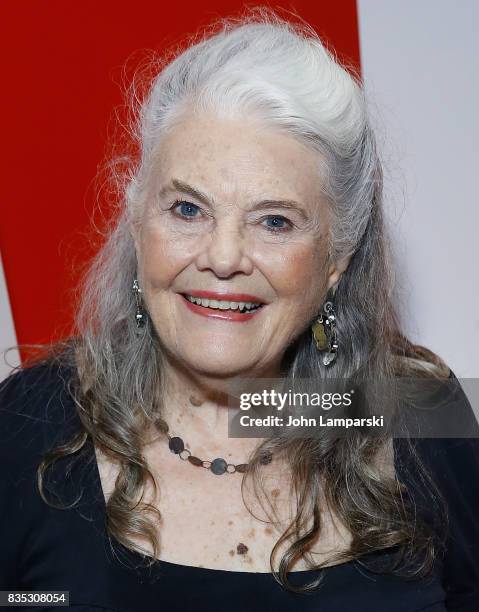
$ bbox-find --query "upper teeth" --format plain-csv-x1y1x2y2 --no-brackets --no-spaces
184,295,262,311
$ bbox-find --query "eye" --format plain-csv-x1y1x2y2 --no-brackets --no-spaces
171,200,201,219
261,215,294,232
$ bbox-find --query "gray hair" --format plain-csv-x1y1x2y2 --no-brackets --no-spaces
34,10,449,593
79,11,395,382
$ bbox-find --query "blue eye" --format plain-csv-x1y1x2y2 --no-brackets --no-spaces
172,200,200,218
262,215,292,232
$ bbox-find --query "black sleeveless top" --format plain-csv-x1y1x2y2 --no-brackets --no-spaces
1,363,478,611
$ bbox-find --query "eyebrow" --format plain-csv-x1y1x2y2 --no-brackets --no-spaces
159,178,311,221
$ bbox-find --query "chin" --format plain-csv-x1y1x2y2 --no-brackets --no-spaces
182,355,258,379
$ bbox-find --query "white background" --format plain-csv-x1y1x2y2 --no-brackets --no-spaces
358,0,478,380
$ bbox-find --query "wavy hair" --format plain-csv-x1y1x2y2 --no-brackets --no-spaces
8,8,452,593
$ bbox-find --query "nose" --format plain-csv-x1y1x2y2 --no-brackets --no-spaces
195,220,253,278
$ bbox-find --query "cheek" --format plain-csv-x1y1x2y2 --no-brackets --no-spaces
263,241,327,299
139,225,189,289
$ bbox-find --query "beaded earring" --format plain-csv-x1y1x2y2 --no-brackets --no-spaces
132,279,145,329
311,299,338,366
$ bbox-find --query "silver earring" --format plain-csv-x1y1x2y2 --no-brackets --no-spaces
311,300,338,366
132,279,145,329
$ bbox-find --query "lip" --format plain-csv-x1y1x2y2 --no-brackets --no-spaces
178,293,265,322
180,290,266,304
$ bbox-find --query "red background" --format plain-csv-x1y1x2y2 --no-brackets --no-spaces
0,1,360,361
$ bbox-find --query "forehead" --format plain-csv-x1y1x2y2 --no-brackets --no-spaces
149,113,325,206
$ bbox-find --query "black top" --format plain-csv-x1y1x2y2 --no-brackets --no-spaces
1,362,478,612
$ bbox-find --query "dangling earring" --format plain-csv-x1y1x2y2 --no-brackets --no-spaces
311,299,338,366
132,279,145,329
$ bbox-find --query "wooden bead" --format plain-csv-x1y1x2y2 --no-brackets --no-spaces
235,464,249,473
154,419,169,434
188,455,203,467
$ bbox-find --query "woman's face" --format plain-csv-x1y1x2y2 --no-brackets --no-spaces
132,113,347,378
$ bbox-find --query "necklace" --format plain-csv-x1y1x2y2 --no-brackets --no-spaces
163,422,273,475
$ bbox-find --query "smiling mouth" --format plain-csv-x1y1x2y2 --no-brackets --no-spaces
181,294,265,314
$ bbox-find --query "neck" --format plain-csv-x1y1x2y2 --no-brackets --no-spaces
155,354,283,462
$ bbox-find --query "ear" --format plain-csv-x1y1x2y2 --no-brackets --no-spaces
326,254,351,294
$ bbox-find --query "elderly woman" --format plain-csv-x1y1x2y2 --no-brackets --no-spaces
1,12,478,612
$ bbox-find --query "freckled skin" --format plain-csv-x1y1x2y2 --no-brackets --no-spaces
264,527,273,535
126,113,353,570
131,113,350,381
271,488,280,498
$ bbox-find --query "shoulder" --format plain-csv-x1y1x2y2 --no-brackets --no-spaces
416,433,479,608
394,364,479,496
395,358,479,437
0,361,85,588
394,366,479,608
0,360,81,465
